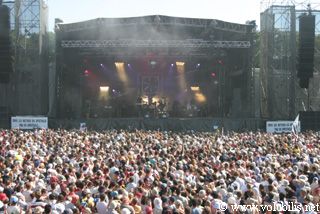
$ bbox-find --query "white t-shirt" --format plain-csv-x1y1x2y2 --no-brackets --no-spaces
96,201,109,214
54,202,65,214
22,190,33,203
6,205,21,214
125,182,137,193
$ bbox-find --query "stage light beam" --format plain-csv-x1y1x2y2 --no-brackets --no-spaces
176,61,187,91
115,62,129,85
99,86,110,100
195,92,206,103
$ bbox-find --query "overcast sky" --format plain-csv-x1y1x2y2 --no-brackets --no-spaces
47,0,319,31
47,0,262,30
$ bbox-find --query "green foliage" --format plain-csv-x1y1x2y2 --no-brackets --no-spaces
48,31,55,63
253,31,260,68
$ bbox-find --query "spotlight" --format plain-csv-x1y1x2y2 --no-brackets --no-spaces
176,61,185,73
84,70,90,76
115,62,124,66
114,62,128,85
171,63,174,67
150,61,157,66
190,86,200,92
127,63,131,67
112,89,116,93
211,72,216,77
197,63,201,67
100,63,104,67
100,86,109,92
176,62,185,66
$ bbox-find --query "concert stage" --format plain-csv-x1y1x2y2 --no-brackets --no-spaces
49,117,263,132
54,15,255,120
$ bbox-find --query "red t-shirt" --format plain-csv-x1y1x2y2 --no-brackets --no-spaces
0,193,8,202
69,192,79,204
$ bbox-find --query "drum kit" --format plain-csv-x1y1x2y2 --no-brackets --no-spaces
136,96,168,118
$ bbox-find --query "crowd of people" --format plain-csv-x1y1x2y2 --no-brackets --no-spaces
0,129,319,214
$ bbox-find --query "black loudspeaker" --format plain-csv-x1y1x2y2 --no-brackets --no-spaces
0,5,12,83
300,111,320,132
297,15,315,88
299,78,309,89
0,106,9,118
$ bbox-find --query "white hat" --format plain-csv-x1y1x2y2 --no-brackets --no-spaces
199,189,207,198
299,175,308,182
34,206,44,214
281,180,290,186
109,201,119,209
231,181,240,191
121,208,131,214
153,197,162,209
228,197,237,205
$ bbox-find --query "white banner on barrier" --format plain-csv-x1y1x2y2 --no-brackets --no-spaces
266,121,300,133
80,123,87,131
11,116,48,129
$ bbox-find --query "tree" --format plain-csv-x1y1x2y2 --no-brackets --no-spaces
253,31,260,68
48,31,55,63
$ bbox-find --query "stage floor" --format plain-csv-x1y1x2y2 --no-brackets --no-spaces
49,117,263,132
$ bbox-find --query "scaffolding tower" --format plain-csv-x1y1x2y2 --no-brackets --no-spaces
260,0,320,119
1,0,48,116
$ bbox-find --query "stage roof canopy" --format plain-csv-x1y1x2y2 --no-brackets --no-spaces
55,15,255,56
56,15,252,34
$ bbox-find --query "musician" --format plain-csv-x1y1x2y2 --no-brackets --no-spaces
172,100,181,117
136,96,143,117
157,99,166,112
136,96,143,105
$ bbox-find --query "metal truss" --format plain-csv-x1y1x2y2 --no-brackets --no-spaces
16,0,41,35
61,39,251,49
260,1,320,119
58,15,249,34
1,0,49,115
2,0,44,63
260,5,296,119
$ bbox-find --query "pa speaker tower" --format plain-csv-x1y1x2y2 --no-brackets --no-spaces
297,14,315,88
0,4,12,83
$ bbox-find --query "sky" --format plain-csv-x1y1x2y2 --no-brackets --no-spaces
47,0,262,31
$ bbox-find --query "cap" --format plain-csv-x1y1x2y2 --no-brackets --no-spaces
110,191,118,198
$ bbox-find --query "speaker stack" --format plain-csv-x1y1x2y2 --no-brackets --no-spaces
297,14,315,88
300,111,320,132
